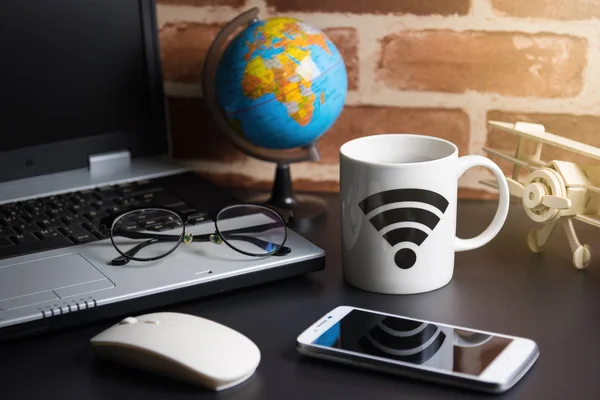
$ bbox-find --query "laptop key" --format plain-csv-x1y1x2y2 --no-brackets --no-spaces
93,230,109,239
0,207,18,218
69,233,95,244
12,234,39,245
67,195,86,205
82,222,106,235
47,200,66,209
24,204,44,214
1,215,21,226
68,204,85,214
13,223,40,234
38,218,64,229
186,213,209,225
146,224,166,232
61,215,88,225
46,208,72,219
0,237,13,248
59,225,90,238
0,226,17,236
27,211,48,222
170,202,193,213
119,222,141,231
144,192,181,207
131,186,163,197
84,210,108,222
106,206,122,215
72,206,95,216
114,197,140,208
94,188,119,200
36,229,61,240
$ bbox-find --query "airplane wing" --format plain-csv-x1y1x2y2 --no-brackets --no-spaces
587,186,600,195
574,214,600,228
479,179,499,190
482,146,544,169
488,120,600,162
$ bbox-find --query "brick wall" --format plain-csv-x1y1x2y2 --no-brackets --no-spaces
157,0,600,198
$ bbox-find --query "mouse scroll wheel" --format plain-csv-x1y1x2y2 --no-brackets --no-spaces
118,317,138,325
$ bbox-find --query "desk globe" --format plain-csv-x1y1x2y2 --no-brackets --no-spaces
202,7,347,227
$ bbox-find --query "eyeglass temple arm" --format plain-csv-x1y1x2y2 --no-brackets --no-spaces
193,221,291,254
192,232,291,255
234,235,291,255
110,238,162,266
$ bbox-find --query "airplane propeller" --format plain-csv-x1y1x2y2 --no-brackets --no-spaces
506,178,524,197
506,178,571,210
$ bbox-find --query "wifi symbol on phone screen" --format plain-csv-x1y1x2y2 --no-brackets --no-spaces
359,189,449,269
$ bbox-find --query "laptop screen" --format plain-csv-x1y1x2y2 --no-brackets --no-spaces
0,0,168,181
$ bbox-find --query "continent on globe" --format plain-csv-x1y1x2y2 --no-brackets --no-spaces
215,16,348,150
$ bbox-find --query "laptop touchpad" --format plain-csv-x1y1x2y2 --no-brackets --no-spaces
0,254,109,308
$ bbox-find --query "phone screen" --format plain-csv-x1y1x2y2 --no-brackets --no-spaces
312,310,513,376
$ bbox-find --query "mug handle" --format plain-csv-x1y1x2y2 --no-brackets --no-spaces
453,155,510,252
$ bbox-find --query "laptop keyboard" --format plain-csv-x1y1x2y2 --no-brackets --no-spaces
0,179,198,260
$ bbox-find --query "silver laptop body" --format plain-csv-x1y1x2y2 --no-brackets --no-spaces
0,0,324,339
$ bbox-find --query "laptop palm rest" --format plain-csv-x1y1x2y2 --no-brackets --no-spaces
0,254,113,310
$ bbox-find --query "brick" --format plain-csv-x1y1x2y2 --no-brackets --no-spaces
323,28,358,90
157,0,245,7
486,111,600,177
266,0,470,16
491,0,600,20
159,22,222,83
318,106,470,164
167,97,245,161
377,30,587,97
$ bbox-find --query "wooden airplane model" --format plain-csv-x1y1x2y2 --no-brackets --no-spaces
482,120,600,269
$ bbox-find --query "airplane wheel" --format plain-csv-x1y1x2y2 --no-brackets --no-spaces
527,230,542,253
573,245,591,269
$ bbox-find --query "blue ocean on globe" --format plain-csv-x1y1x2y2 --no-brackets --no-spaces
215,17,348,150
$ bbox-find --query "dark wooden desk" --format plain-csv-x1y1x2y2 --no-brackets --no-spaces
2,193,600,399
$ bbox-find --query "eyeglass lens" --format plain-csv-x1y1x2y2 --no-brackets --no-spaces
111,208,184,261
216,205,286,256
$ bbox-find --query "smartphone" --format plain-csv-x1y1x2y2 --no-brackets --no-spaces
296,306,539,394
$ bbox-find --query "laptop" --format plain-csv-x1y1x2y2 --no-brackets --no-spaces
0,0,325,340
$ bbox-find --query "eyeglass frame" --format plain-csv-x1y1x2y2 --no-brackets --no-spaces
99,203,291,265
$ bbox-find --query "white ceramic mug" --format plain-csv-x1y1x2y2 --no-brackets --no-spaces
339,134,510,294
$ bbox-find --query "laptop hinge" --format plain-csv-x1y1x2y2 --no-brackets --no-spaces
88,150,132,177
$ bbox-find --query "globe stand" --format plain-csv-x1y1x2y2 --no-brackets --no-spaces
246,163,328,230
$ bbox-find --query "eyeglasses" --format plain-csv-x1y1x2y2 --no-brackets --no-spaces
99,204,291,266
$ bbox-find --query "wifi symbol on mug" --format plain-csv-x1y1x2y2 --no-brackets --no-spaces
358,189,449,269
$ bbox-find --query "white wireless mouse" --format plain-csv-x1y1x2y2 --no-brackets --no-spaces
90,312,261,391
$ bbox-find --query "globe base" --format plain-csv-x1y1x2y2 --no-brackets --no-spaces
246,163,327,230
249,192,328,230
